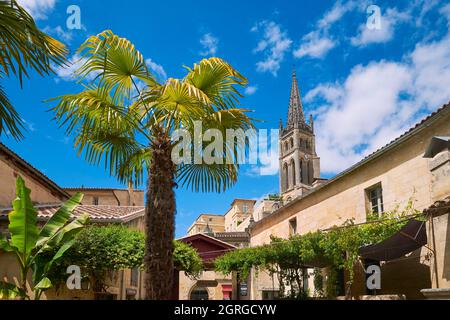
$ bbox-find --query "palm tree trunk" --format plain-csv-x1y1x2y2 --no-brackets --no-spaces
144,132,176,300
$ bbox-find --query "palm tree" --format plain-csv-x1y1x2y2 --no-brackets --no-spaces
49,30,254,299
0,0,66,140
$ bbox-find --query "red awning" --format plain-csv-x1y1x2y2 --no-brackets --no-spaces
359,219,427,261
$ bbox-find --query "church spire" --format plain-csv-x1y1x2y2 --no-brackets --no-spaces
287,70,306,129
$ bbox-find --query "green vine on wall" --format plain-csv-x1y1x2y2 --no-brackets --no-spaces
215,200,421,299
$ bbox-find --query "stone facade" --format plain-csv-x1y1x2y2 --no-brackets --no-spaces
65,188,144,207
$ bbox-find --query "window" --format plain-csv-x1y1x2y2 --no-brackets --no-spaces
367,184,384,215
130,268,139,287
93,197,99,206
242,204,249,213
289,217,297,236
262,290,279,300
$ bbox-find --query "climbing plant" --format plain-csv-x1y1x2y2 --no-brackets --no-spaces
215,200,421,299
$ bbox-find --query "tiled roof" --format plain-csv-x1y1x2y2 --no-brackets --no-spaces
214,232,249,239
0,143,69,200
0,204,145,223
64,187,144,192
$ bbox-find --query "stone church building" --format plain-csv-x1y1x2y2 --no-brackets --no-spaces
279,71,322,201
246,72,450,300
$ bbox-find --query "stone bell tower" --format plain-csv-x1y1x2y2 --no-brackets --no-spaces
279,70,320,201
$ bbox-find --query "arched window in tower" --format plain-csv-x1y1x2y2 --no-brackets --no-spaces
299,138,304,150
301,159,309,184
308,160,314,184
284,142,289,153
290,159,296,188
299,159,304,184
283,163,289,191
290,138,294,149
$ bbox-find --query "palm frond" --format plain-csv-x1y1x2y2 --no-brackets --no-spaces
183,57,247,110
0,0,67,83
76,30,157,102
177,163,238,193
0,84,24,139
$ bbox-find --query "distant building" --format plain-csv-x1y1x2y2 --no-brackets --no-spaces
65,187,144,207
187,214,225,235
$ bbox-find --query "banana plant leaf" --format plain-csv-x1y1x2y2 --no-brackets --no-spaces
8,176,39,261
37,193,84,247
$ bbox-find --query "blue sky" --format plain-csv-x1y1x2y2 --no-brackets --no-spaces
3,0,450,237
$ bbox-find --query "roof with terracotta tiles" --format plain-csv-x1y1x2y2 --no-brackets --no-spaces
0,204,145,223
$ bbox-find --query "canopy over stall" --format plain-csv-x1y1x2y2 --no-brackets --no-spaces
359,219,427,262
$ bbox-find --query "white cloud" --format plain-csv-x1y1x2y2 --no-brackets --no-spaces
17,0,56,20
351,8,411,47
54,54,90,82
306,7,450,174
252,21,292,76
245,86,258,96
145,58,167,81
293,31,335,59
294,1,357,59
43,25,73,43
199,33,219,57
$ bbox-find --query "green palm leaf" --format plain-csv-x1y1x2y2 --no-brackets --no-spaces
0,84,24,140
0,0,67,140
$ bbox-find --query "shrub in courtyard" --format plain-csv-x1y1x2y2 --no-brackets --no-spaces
48,225,203,293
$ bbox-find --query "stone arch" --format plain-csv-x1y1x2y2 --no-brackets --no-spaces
189,284,212,300
284,141,289,153
289,137,294,149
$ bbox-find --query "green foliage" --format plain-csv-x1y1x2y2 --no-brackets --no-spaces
173,241,203,278
0,176,88,300
48,226,203,290
215,201,421,299
313,268,324,298
49,30,255,192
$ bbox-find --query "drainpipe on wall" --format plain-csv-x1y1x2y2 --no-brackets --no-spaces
429,213,440,288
